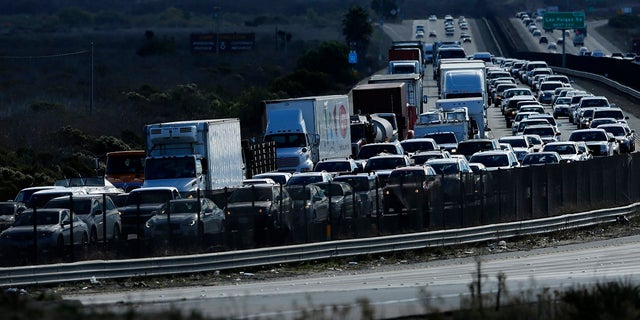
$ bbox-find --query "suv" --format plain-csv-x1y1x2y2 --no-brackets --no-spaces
225,184,294,236
356,141,404,160
568,129,619,157
333,174,383,217
44,194,122,243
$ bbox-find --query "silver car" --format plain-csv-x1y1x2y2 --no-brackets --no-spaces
44,195,122,243
145,198,225,239
0,208,89,256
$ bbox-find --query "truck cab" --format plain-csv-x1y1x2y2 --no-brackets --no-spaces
263,108,315,172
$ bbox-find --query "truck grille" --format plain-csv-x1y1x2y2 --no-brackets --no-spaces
277,157,300,168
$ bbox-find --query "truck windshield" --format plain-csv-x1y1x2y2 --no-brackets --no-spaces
145,157,196,180
264,133,307,148
106,151,145,175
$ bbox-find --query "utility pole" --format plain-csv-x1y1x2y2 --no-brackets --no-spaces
90,42,94,115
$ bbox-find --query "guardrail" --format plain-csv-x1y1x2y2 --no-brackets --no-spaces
1,203,636,287
552,66,640,101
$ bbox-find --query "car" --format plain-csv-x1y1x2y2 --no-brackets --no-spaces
312,181,358,221
332,174,383,218
539,36,548,44
599,124,636,153
382,166,438,215
537,81,566,104
498,135,535,161
313,158,359,175
43,194,122,243
362,154,412,186
521,151,563,166
13,186,62,208
429,30,437,38
118,187,181,239
568,129,619,156
415,30,425,38
29,187,89,209
145,197,226,239
522,124,562,144
356,141,404,160
542,142,589,162
589,118,618,129
285,184,330,226
455,139,501,160
428,15,437,21
226,184,295,238
510,112,538,135
515,118,550,135
400,138,439,155
425,158,473,175
286,171,333,187
0,202,27,232
462,37,472,43
532,29,542,37
578,47,589,56
468,150,520,170
252,172,292,186
0,208,89,256
423,132,459,153
591,50,605,57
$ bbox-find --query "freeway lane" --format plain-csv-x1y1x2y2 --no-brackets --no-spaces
68,235,640,319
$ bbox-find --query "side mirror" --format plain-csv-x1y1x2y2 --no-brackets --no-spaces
423,95,428,104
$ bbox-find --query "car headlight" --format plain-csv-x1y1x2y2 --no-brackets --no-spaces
183,219,196,227
145,220,153,229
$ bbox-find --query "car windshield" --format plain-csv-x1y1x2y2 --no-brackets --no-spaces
522,154,558,165
500,138,527,148
357,145,398,159
387,170,428,184
314,183,345,197
581,99,608,108
264,133,306,148
126,190,174,205
314,161,351,172
602,126,626,136
401,141,435,153
425,133,457,144
469,154,510,167
287,175,324,186
44,198,92,215
428,162,460,175
570,131,608,141
457,141,495,155
365,157,406,171
228,187,273,203
544,144,576,155
168,200,201,213
523,127,555,136
595,110,624,119
333,177,372,192
14,211,60,226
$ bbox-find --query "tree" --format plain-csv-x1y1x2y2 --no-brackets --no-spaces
342,6,373,70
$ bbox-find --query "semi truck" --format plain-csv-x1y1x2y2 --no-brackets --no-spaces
368,73,426,114
263,95,352,172
351,82,416,141
142,119,244,197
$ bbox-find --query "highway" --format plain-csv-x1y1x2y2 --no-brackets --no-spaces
62,17,640,319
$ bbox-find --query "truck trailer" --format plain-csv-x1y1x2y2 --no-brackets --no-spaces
263,95,352,172
142,119,244,197
368,73,426,114
351,82,416,141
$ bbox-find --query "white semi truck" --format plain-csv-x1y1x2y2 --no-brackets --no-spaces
263,95,352,172
142,119,244,197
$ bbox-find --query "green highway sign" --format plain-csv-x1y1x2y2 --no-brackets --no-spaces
543,12,585,30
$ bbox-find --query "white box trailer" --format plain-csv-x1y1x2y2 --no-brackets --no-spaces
143,119,244,196
263,95,352,172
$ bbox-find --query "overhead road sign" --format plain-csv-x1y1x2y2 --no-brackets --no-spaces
543,12,585,30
